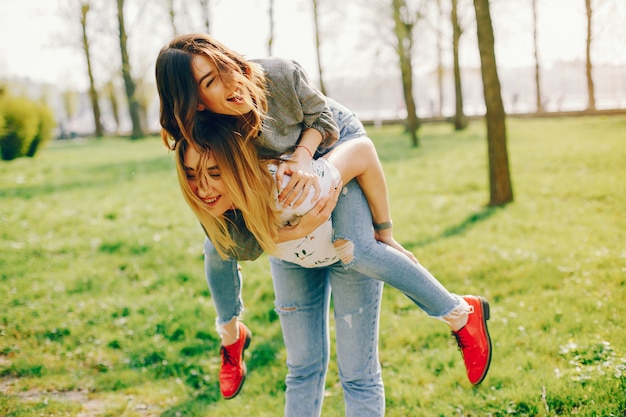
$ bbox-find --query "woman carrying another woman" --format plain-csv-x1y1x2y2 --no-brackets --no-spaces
156,33,492,413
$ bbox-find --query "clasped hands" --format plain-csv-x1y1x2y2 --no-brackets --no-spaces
275,157,342,240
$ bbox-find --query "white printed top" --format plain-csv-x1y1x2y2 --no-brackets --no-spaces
268,158,341,268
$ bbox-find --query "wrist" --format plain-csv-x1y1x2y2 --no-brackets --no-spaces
373,220,393,231
295,145,314,158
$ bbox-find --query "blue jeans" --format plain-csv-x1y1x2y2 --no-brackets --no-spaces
331,179,461,318
203,235,385,417
203,228,385,417
270,257,384,417
321,102,462,318
203,181,460,416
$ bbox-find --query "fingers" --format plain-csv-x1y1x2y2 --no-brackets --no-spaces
278,170,318,208
308,196,332,225
275,163,286,189
374,233,419,264
314,182,340,216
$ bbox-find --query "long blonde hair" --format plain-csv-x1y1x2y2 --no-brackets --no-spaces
156,33,268,150
175,123,281,259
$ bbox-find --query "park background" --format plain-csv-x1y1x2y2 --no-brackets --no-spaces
1,0,625,416
1,0,626,135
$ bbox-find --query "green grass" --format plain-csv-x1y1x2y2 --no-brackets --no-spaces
1,116,625,416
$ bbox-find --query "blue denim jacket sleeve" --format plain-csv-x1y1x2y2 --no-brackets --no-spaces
201,210,264,261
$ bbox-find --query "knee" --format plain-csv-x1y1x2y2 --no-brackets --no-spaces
274,302,298,314
340,369,384,394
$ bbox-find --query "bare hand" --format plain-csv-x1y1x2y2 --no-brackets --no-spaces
276,157,321,208
294,180,341,234
374,229,419,263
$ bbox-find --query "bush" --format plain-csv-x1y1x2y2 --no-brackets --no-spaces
26,104,56,157
0,92,56,161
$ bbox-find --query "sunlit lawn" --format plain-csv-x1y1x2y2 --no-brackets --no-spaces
1,115,624,416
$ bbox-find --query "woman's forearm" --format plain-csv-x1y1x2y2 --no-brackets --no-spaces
275,189,340,243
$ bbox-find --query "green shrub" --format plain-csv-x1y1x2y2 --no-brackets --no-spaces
26,103,56,157
0,93,55,160
0,111,5,138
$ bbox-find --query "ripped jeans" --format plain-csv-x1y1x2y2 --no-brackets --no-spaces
270,257,384,417
203,180,466,417
204,236,385,417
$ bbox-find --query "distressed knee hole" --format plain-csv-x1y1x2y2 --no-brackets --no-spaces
274,303,298,315
334,239,355,264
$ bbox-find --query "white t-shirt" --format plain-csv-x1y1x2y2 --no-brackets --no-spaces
268,158,341,268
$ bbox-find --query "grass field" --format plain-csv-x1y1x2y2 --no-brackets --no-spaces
1,115,625,416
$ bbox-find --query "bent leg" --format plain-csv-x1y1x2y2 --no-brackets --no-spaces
326,136,417,262
332,180,462,318
326,136,388,225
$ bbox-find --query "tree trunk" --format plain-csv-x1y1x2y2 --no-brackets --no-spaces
80,2,104,137
392,0,419,147
166,0,178,36
199,0,211,34
267,0,274,56
451,0,468,130
311,0,327,95
116,0,144,139
104,80,120,134
531,0,544,113
435,0,444,118
473,0,513,206
585,0,596,111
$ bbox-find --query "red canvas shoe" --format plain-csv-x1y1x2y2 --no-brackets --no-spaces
452,296,492,385
219,322,252,399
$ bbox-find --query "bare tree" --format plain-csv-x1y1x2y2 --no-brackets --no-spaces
451,0,468,130
585,0,596,111
62,88,79,136
473,0,513,206
135,79,154,133
199,0,212,34
116,0,144,139
311,0,327,95
79,0,104,137
267,0,275,56
433,0,445,118
531,0,544,113
165,0,178,36
102,79,121,135
392,0,421,147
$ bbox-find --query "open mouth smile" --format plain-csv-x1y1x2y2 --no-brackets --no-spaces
202,196,220,206
227,89,245,104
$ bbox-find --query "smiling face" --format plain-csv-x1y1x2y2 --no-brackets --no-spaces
191,54,253,116
183,145,234,216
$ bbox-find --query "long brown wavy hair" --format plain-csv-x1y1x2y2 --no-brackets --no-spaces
155,33,268,150
174,121,281,259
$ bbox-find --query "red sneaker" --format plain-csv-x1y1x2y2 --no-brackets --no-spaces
219,322,252,399
452,296,492,385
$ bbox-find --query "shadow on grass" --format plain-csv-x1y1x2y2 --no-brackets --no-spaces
0,156,174,199
411,205,501,248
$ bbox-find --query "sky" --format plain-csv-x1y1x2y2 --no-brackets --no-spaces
0,0,327,88
1,0,624,90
